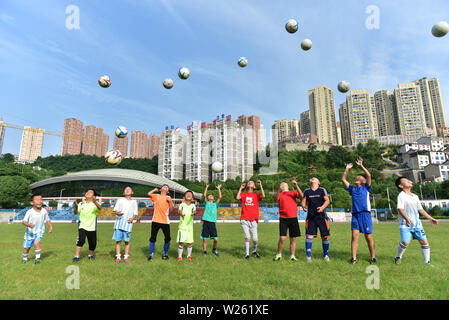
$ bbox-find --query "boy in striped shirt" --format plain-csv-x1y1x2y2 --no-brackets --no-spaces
113,186,138,263
22,194,53,264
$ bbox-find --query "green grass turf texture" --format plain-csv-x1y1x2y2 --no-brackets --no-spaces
1,222,448,300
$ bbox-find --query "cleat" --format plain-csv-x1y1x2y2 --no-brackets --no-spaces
22,259,28,264
252,251,261,259
323,255,330,262
245,255,250,260
162,254,169,260
370,258,377,265
148,255,154,262
290,256,298,262
306,257,312,263
394,257,401,265
72,257,79,263
273,254,282,261
425,261,434,267
212,250,219,257
203,252,207,257
349,258,357,265
34,258,41,264
115,259,121,264
124,258,129,263
88,255,95,261
177,257,183,262
187,256,193,261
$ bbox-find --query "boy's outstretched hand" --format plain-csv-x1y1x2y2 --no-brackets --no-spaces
346,163,353,170
355,157,363,167
217,184,222,190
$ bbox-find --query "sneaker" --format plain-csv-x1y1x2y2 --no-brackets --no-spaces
273,254,282,261
349,258,357,265
394,257,401,264
370,257,377,265
72,257,79,263
124,258,129,263
34,258,41,264
212,249,219,257
115,259,121,264
88,255,95,261
22,259,27,264
245,255,250,260
203,251,207,257
187,256,193,261
177,257,183,262
252,251,261,259
425,261,434,267
323,255,330,262
148,255,154,262
306,256,312,263
162,254,169,260
290,256,298,262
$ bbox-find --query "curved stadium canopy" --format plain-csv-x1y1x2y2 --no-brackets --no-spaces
30,168,202,199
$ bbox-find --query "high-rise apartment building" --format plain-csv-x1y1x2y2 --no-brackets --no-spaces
130,130,149,159
374,90,397,136
18,126,45,163
61,118,83,155
271,120,299,144
113,135,128,157
308,85,338,144
148,134,160,159
158,127,185,180
237,115,264,153
299,110,311,134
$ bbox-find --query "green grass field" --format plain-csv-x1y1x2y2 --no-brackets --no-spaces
1,222,448,300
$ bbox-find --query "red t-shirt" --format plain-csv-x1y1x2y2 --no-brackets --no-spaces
239,192,262,222
278,191,299,219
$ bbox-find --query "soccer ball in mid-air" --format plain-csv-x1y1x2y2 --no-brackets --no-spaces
431,21,449,37
115,126,128,138
163,78,174,89
337,80,351,93
105,150,123,166
301,39,312,51
238,57,248,68
178,67,190,80
98,75,111,88
285,19,299,33
211,161,223,173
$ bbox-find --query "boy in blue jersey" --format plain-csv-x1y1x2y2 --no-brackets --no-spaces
113,186,138,263
22,194,53,264
394,177,438,265
342,157,376,264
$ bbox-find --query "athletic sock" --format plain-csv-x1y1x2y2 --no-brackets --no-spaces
178,245,183,258
252,241,258,253
149,241,155,256
116,254,121,260
322,239,330,257
421,245,430,263
244,240,250,256
306,238,313,258
163,241,170,256
22,253,28,261
35,250,41,259
187,245,193,257
124,255,129,260
396,242,408,258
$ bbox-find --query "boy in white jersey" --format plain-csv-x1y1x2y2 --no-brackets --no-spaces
22,194,53,264
113,186,138,263
177,190,196,261
394,177,438,265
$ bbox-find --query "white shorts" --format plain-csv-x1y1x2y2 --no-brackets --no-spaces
240,220,258,242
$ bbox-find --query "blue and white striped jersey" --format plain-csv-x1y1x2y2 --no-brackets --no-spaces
23,208,49,241
397,191,423,229
113,198,138,232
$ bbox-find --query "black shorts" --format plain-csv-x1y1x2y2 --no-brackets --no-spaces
306,214,330,238
279,218,301,238
76,228,97,251
149,222,171,243
201,221,218,239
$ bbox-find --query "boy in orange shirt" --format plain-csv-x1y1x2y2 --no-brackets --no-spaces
147,184,174,261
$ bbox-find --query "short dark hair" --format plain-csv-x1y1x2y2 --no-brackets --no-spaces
87,189,98,197
395,177,406,190
184,190,194,197
30,194,42,201
161,184,169,189
124,185,133,191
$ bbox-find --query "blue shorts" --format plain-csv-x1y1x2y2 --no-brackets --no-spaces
23,236,42,249
400,227,427,242
113,229,132,242
351,211,373,234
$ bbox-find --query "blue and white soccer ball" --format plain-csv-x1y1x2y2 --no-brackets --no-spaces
115,126,128,138
238,57,248,68
178,67,190,80
285,19,299,34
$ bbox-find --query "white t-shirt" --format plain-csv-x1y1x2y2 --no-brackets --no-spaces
397,191,423,229
23,208,50,240
113,198,138,232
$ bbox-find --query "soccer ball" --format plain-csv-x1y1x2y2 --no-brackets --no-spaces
285,19,299,33
105,150,123,166
115,126,128,138
431,21,449,37
163,78,174,89
98,75,111,88
301,39,312,51
178,67,190,80
337,80,351,93
238,57,248,68
211,161,223,173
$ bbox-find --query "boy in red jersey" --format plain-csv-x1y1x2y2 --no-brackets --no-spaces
236,180,265,259
273,181,303,262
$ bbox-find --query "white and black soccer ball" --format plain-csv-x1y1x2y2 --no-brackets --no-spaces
431,21,449,37
238,57,248,68
301,39,312,51
211,161,223,173
337,80,351,93
115,126,128,139
163,78,174,89
105,150,123,166
98,75,111,88
178,67,190,80
285,19,299,34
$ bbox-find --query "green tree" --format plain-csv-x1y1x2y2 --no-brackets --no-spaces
1,153,15,163
0,176,32,208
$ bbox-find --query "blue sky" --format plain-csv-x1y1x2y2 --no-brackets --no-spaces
1,0,449,156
